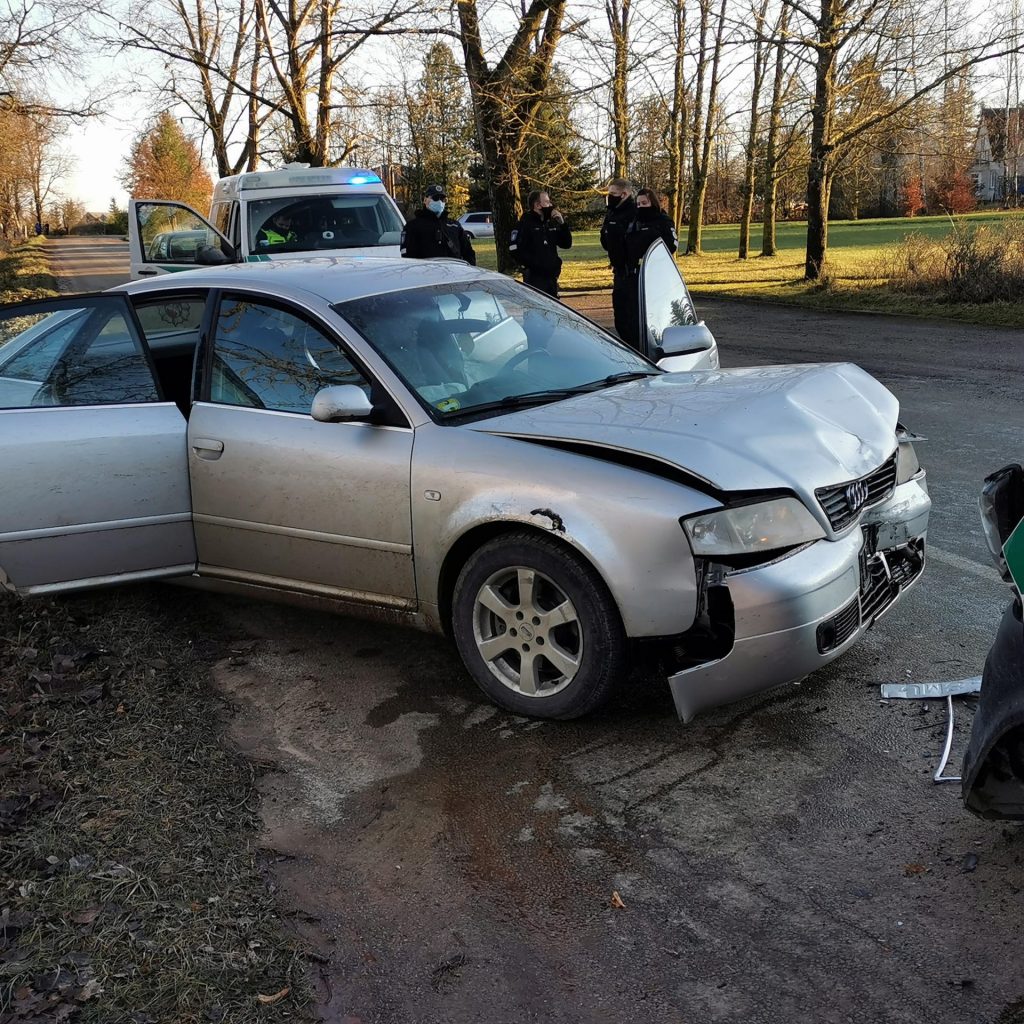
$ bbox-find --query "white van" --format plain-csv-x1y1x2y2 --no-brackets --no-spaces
128,165,405,279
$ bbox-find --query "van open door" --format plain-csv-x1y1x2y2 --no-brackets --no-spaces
638,239,719,371
129,200,235,280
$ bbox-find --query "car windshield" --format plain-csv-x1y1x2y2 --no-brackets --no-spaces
335,280,658,419
248,194,403,253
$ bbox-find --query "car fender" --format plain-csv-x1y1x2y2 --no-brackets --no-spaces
411,425,720,637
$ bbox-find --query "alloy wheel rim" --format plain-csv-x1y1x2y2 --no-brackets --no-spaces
472,566,583,698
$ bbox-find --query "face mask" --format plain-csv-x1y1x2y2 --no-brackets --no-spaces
607,194,621,208
428,200,445,215
637,205,656,219
541,206,553,220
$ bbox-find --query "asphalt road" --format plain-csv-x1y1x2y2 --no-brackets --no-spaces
45,237,1024,1023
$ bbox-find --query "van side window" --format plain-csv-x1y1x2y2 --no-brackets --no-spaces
211,202,231,236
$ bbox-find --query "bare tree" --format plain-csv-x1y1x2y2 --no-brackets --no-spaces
457,0,567,272
685,0,729,254
665,0,687,232
737,0,773,257
760,2,791,255
606,0,631,176
784,0,1024,279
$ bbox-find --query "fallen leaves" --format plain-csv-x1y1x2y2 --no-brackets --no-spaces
610,890,626,909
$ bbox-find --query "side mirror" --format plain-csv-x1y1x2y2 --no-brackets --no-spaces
311,384,374,423
655,323,716,359
196,243,233,265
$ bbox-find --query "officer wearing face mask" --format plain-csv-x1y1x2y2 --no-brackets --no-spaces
401,184,476,264
509,189,572,297
600,177,636,341
620,188,678,349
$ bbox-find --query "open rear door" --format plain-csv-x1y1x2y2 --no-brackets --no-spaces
637,240,719,371
0,294,195,594
129,200,234,279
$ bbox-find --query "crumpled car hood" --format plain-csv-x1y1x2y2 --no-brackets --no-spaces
475,362,899,506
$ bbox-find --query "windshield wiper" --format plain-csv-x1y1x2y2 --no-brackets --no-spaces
498,370,659,407
441,370,661,419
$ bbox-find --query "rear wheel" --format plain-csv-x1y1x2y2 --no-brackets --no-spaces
451,532,627,719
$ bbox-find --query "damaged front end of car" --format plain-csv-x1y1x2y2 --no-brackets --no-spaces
663,436,931,722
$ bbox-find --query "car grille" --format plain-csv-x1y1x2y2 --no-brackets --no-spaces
816,540,924,654
815,453,899,532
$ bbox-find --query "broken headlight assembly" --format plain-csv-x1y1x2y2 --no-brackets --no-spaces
682,497,825,557
895,426,923,485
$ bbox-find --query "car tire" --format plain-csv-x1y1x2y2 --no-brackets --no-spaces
451,531,627,719
464,230,475,239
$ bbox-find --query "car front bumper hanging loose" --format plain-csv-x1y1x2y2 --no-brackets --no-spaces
667,475,930,722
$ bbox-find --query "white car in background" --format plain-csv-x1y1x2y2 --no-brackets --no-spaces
457,212,494,239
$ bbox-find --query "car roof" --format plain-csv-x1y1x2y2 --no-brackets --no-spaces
112,257,498,304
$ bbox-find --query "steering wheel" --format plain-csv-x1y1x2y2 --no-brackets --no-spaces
502,347,552,373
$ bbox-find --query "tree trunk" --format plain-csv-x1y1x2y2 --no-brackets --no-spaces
607,0,631,177
805,152,831,279
667,0,686,233
456,0,566,273
738,0,770,259
686,0,727,255
760,5,788,256
804,0,836,281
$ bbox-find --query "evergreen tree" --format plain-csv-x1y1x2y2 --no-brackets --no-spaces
405,44,475,214
122,112,215,211
518,71,598,218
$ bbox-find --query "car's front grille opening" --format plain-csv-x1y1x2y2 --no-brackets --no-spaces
816,454,899,531
816,595,860,653
816,540,924,654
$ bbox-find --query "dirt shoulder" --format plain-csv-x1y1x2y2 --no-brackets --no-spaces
0,587,313,1024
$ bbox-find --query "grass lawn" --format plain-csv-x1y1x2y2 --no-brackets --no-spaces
0,236,59,303
472,210,1024,328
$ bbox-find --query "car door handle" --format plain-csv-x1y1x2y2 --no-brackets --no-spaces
192,437,225,460
137,269,158,277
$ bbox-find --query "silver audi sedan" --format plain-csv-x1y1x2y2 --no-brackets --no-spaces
0,245,930,721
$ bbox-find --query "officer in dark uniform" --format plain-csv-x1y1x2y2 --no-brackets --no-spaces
400,184,476,264
621,188,678,350
509,189,572,297
600,177,636,342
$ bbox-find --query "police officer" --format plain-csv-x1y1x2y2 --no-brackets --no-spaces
255,209,298,248
621,188,678,349
510,189,572,297
600,177,636,341
401,184,476,264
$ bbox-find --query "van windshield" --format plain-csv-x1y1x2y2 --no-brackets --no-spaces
248,194,403,254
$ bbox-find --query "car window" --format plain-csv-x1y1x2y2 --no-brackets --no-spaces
0,300,160,408
641,241,697,351
336,280,653,418
133,297,206,353
135,202,228,265
209,296,370,414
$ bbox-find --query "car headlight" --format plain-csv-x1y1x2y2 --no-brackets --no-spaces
896,426,923,485
683,497,825,557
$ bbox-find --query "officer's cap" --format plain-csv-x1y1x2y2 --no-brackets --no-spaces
423,184,446,199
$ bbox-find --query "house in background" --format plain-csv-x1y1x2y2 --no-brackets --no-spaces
971,107,1024,202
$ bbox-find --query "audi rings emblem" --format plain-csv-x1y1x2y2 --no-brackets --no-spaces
845,480,870,512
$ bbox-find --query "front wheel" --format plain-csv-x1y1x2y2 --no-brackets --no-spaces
464,230,475,239
451,532,627,719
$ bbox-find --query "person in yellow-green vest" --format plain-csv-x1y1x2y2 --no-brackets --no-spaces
256,209,298,249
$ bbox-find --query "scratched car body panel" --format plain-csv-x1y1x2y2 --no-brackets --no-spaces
0,249,930,722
